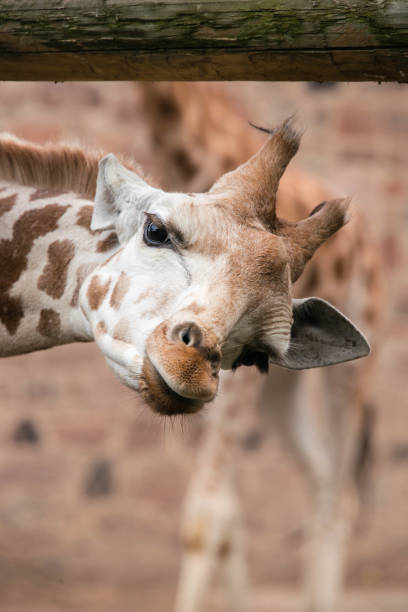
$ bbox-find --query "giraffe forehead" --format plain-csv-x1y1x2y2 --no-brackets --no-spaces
162,201,245,257
166,200,288,267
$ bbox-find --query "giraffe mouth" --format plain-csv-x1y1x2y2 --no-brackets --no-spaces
139,355,205,416
232,347,270,373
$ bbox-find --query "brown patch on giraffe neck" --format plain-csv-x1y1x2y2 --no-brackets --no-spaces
38,239,75,299
0,203,69,335
37,309,61,338
87,275,111,310
97,232,119,253
110,272,130,310
0,294,24,335
70,262,99,307
76,205,93,232
0,193,17,217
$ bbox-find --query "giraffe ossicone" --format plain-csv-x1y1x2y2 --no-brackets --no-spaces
0,120,369,415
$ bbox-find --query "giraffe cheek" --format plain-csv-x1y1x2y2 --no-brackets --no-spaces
86,274,111,311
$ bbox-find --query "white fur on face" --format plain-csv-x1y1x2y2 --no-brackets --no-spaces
79,222,190,386
81,186,294,393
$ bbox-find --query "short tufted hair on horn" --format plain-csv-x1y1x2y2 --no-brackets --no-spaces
210,116,302,229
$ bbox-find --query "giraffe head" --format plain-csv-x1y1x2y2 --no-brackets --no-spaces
80,119,369,415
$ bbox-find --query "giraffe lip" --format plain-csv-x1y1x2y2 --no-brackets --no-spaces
139,356,204,416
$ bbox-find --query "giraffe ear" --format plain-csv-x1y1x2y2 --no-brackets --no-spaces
91,154,163,238
270,298,370,370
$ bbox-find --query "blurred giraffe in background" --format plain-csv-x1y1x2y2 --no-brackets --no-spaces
138,83,384,612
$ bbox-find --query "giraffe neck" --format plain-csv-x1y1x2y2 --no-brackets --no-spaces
0,181,118,357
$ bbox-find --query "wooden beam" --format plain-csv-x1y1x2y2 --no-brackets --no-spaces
0,1,407,82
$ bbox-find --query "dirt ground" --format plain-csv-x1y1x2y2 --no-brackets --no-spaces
0,81,407,611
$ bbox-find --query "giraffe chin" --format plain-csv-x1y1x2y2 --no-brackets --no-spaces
139,356,205,416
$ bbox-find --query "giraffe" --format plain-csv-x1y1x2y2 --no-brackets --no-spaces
137,83,384,612
0,127,368,423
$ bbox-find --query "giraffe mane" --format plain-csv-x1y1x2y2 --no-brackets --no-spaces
0,133,141,199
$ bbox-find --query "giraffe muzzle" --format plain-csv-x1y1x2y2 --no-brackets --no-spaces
140,320,221,414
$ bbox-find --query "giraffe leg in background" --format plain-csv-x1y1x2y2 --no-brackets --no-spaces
174,484,250,612
174,506,227,612
259,365,368,612
220,509,251,612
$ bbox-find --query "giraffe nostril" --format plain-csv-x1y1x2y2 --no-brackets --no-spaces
169,321,221,374
170,322,203,348
180,328,192,346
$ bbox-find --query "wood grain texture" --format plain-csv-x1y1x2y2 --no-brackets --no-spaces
0,1,407,81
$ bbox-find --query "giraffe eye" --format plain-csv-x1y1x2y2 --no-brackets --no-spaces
143,221,170,247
